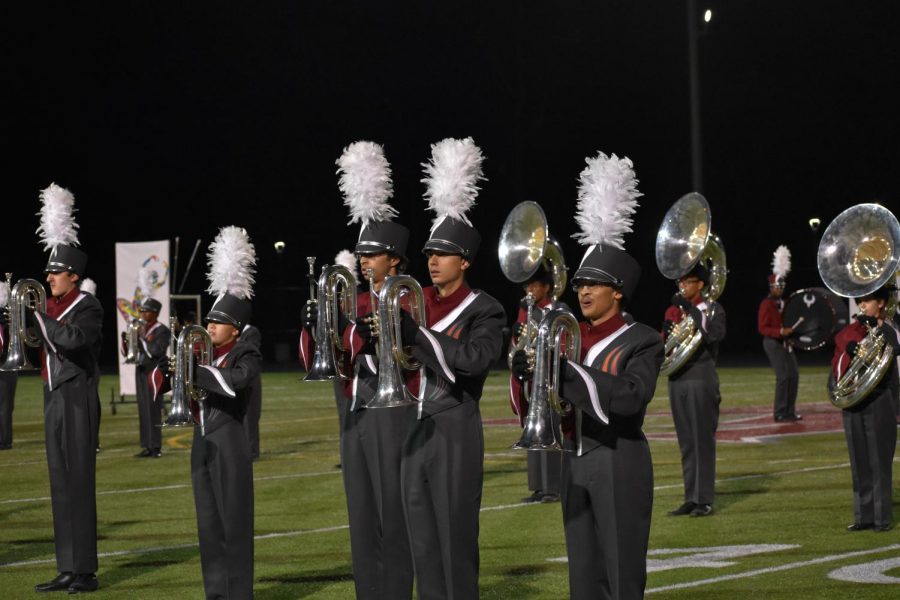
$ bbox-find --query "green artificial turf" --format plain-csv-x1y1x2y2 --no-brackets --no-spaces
1,367,898,598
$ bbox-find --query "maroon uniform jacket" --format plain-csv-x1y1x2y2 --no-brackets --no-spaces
758,296,785,340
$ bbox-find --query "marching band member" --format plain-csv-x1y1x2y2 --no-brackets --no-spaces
663,263,726,518
29,184,103,593
189,226,261,598
508,264,562,503
393,138,505,599
758,246,801,422
513,152,663,599
305,140,416,599
130,272,171,458
0,278,17,450
240,322,262,460
832,286,899,532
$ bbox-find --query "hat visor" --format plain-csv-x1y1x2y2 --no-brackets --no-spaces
355,241,395,255
572,267,622,288
204,310,239,328
422,239,466,256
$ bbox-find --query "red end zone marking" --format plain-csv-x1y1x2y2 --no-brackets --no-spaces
484,402,851,444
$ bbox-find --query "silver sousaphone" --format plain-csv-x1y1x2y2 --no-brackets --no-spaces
817,203,900,409
655,192,727,376
498,201,577,451
499,201,568,361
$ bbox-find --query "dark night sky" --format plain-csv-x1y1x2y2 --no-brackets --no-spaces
5,1,899,366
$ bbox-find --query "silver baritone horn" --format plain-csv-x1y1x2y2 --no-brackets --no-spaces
164,317,214,435
367,274,426,409
513,308,581,452
303,258,358,382
817,203,900,409
655,192,726,377
122,317,145,364
1,273,47,372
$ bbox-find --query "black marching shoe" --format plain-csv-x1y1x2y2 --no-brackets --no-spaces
522,490,545,504
134,448,151,458
668,501,697,516
873,523,893,532
35,572,74,592
690,504,714,517
67,573,98,594
150,448,162,458
846,522,874,531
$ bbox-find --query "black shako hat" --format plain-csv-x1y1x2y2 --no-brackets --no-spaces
572,244,641,300
356,220,410,257
139,297,162,313
45,244,88,277
685,263,710,285
206,293,252,330
422,216,481,261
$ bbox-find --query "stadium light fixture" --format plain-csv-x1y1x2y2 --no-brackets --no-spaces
808,218,821,232
704,9,712,23
274,241,286,254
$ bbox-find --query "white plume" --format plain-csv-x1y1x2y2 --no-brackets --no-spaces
334,249,358,283
36,183,79,251
80,278,97,296
0,280,9,307
136,267,155,297
206,226,257,300
772,245,791,278
421,137,485,230
337,141,396,226
572,152,642,249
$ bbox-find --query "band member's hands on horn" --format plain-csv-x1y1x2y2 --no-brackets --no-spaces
510,349,532,381
662,319,676,339
671,292,692,312
856,314,879,329
398,308,418,346
301,300,318,330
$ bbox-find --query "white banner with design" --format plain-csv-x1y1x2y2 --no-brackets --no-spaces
115,241,171,395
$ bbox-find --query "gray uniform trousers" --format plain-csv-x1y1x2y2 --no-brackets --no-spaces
0,371,17,447
135,363,161,450
561,440,654,600
669,375,720,505
44,374,99,574
191,421,254,599
527,451,560,495
842,386,897,527
401,401,484,600
342,403,416,599
763,337,799,418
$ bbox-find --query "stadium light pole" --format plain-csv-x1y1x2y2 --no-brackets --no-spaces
688,2,712,193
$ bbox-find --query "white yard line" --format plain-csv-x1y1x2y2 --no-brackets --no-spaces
646,544,900,594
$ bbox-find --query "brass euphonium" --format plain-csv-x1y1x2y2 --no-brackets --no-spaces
817,203,900,409
303,260,358,382
164,317,214,435
655,192,727,377
513,308,581,452
367,274,426,409
122,317,145,364
1,273,47,372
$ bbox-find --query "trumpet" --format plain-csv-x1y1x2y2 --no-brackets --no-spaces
513,308,581,452
164,317,213,435
1,273,47,372
122,317,145,364
303,260,358,381
367,274,426,409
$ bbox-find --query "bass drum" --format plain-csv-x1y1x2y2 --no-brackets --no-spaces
782,287,846,350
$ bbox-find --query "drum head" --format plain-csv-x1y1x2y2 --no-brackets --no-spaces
783,287,843,350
